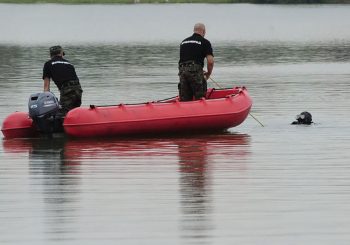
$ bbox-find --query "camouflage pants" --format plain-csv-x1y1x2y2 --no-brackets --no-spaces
59,81,83,115
178,62,207,101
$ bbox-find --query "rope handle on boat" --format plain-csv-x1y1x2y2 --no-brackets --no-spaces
209,77,264,127
89,103,126,109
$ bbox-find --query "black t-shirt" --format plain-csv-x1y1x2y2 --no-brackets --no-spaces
42,56,79,89
179,33,214,67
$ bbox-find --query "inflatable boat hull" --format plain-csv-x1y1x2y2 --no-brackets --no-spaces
2,87,252,139
64,87,252,138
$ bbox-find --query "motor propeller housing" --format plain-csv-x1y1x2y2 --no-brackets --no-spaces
28,92,63,134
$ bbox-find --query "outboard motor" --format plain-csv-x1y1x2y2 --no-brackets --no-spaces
28,92,64,134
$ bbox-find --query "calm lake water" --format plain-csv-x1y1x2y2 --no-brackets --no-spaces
1,3,350,245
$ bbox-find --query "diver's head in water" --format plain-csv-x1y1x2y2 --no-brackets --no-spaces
292,111,313,125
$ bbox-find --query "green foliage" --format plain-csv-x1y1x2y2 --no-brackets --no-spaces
251,0,325,3
0,0,349,3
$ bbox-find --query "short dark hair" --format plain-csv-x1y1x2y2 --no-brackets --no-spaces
49,45,64,57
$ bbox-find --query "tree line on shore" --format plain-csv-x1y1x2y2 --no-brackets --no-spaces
1,0,350,3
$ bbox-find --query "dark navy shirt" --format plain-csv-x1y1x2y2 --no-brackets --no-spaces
43,56,79,89
179,33,214,67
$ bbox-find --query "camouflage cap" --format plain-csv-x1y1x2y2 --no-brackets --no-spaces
49,45,65,57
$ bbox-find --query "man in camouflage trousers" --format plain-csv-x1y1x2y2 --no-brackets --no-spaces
59,80,83,113
42,45,83,115
178,61,206,101
178,23,214,101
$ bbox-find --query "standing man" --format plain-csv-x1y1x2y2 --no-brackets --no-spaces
43,45,83,115
178,23,214,101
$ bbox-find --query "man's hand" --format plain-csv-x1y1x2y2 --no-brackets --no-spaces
43,77,50,92
203,71,211,80
205,54,214,80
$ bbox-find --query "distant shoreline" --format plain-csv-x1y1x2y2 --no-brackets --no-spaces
1,0,350,4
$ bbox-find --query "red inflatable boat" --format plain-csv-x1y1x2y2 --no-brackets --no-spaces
1,87,252,139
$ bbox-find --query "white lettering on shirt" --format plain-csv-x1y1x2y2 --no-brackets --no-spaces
181,40,201,45
51,61,71,65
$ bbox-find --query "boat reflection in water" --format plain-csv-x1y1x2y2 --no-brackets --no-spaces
2,132,250,241
2,135,81,240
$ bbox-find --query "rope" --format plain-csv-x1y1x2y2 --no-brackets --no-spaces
209,77,264,127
